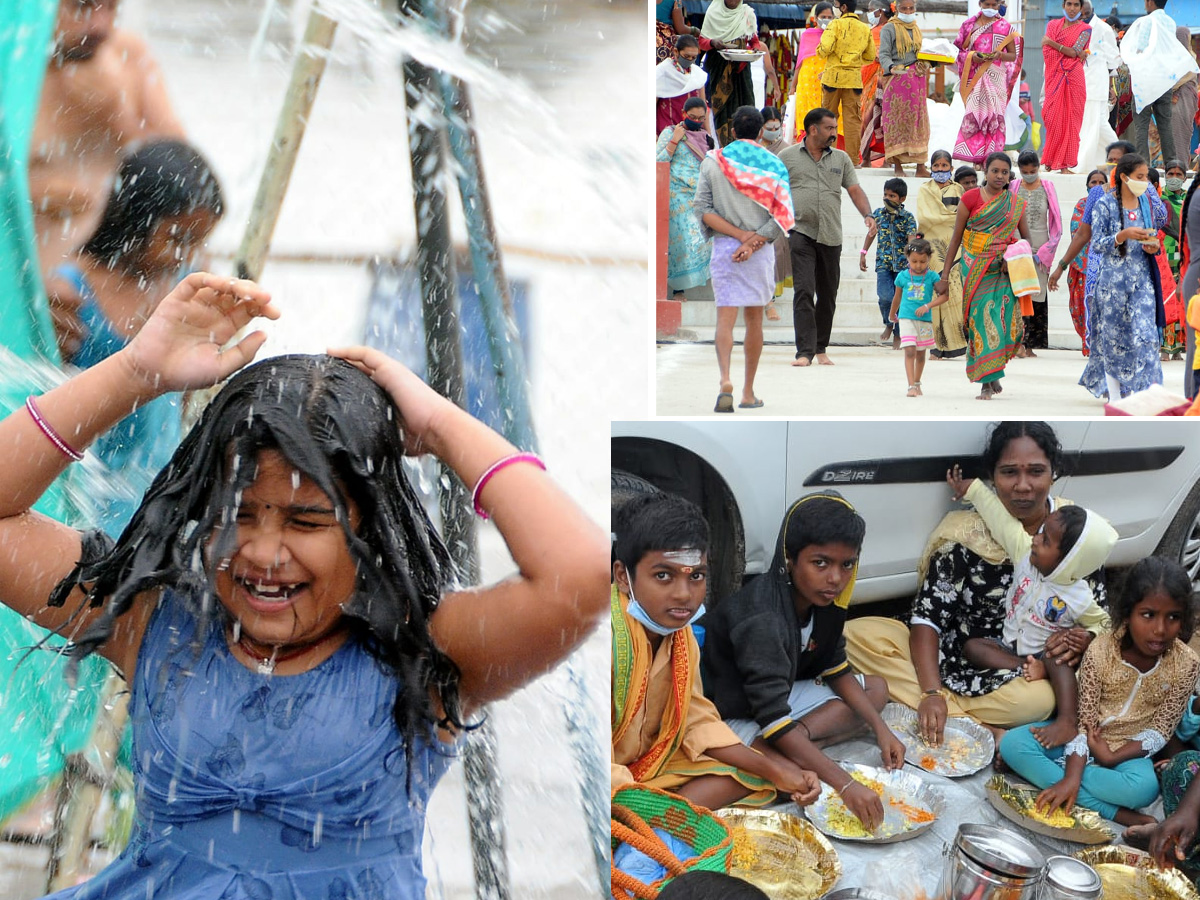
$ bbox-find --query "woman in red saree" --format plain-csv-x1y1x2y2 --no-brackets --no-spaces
1042,0,1091,173
937,152,1030,399
952,0,1021,166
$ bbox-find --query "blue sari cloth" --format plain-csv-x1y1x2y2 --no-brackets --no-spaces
656,128,712,291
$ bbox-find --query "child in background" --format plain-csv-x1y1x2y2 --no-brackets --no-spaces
888,239,941,397
999,557,1199,827
45,139,223,536
946,464,1116,748
1067,169,1110,356
612,492,822,810
1013,150,1061,358
954,166,978,192
861,176,917,349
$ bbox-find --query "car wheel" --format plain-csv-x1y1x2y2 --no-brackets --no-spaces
1156,477,1200,590
611,469,660,510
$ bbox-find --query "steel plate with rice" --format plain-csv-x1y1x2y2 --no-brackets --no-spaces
719,49,764,62
985,775,1115,844
805,763,944,844
716,808,841,900
882,703,994,778
1075,846,1200,900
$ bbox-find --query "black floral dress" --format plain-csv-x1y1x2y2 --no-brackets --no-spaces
912,544,1108,697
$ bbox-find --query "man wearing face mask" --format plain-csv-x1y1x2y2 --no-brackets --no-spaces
1120,0,1198,167
816,0,876,168
611,492,823,810
656,35,711,137
779,107,877,366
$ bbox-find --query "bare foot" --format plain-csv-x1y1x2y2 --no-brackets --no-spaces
1115,808,1158,828
1032,718,1077,749
976,385,994,400
765,300,781,321
916,165,930,177
1022,656,1047,681
893,164,904,175
816,353,834,365
907,385,919,397
1016,345,1029,358
892,335,901,350
913,382,923,396
1123,822,1156,850
792,356,812,367
1026,348,1038,358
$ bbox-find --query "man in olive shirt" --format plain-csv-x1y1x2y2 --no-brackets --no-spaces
778,108,877,366
817,0,875,168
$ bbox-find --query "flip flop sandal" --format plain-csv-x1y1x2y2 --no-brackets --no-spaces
738,398,764,409
714,392,735,413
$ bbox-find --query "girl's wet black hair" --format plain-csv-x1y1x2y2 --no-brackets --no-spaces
981,421,1065,481
82,139,224,270
613,492,709,579
1113,555,1196,644
50,354,461,766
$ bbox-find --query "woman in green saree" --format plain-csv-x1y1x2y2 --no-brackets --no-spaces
937,151,1031,399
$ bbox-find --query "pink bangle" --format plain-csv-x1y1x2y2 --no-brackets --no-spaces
25,396,84,462
471,452,545,520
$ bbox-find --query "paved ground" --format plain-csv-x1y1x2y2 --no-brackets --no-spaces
656,339,1193,417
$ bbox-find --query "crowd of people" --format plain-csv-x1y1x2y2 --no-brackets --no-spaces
655,0,1200,410
613,422,1200,893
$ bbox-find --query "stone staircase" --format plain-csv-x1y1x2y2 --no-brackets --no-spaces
674,167,1097,349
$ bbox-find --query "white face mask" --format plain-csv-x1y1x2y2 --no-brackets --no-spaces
897,12,917,22
762,125,783,141
1125,176,1150,197
1021,172,1038,183
868,10,881,24
980,7,1000,15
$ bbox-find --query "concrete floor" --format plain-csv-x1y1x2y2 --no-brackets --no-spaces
656,341,1193,417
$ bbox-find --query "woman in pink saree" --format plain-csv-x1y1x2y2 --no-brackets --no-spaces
1041,0,1091,173
952,0,1022,167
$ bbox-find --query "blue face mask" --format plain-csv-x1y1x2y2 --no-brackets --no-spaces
932,170,954,183
1065,10,1081,20
625,582,706,637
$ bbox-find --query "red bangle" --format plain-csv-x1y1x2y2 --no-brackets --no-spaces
471,452,545,520
25,395,84,462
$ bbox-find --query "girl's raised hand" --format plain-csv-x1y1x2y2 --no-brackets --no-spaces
121,273,277,394
327,345,457,456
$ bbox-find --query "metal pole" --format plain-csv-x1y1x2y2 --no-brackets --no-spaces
397,4,510,898
234,7,338,281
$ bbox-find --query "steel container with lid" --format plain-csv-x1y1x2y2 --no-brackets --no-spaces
1038,856,1101,900
939,824,1047,900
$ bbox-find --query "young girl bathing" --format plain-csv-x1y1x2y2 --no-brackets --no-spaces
998,557,1199,827
0,273,607,898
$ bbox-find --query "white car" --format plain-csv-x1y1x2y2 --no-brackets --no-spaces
611,421,1200,606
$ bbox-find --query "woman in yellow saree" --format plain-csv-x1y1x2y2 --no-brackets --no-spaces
937,151,1030,399
792,3,839,141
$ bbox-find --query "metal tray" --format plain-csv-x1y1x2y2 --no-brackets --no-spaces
985,775,1115,845
883,702,994,778
804,762,944,844
1075,845,1200,900
716,808,841,900
718,49,764,62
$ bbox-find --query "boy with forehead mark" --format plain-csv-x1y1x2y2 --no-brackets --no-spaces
611,492,822,810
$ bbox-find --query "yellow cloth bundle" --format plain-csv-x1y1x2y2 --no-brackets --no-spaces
1003,239,1040,316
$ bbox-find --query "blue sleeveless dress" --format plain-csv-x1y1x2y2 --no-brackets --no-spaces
51,263,182,538
47,594,457,899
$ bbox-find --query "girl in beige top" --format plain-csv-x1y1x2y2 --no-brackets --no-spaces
998,557,1199,827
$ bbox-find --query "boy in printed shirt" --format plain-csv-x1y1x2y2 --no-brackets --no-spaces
861,177,917,349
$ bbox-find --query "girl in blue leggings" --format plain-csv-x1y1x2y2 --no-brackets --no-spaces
998,557,1200,827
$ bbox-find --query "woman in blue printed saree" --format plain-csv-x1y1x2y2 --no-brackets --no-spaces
937,151,1029,399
